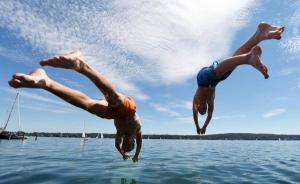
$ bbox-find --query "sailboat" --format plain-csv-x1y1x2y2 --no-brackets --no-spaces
96,132,104,139
0,92,27,140
82,121,88,141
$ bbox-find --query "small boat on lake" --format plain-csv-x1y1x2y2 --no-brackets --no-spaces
96,132,104,139
0,93,27,140
82,121,88,141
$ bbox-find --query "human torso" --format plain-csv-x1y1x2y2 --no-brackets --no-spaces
114,113,141,136
194,86,215,106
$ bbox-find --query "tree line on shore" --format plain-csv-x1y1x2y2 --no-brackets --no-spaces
25,132,300,140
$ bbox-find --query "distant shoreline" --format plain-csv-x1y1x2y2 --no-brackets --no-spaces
23,132,300,140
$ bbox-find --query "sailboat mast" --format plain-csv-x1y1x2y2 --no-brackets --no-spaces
17,92,21,132
3,93,19,130
82,120,86,138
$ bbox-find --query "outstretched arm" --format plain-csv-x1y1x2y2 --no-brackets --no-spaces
115,133,129,160
193,100,201,135
200,102,214,135
132,131,142,162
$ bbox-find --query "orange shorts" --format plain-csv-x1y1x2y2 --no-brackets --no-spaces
104,96,136,119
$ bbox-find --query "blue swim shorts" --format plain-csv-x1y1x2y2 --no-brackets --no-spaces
197,61,232,87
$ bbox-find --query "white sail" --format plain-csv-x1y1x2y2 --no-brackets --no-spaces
82,121,88,140
100,132,104,139
82,131,86,138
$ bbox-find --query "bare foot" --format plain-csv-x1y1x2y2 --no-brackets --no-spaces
256,22,284,41
8,69,50,88
249,46,269,79
40,51,85,71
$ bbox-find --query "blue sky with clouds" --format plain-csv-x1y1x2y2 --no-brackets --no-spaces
0,0,299,135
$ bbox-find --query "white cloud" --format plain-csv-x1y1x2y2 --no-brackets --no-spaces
21,103,73,114
280,3,300,57
1,87,76,114
59,76,84,88
151,103,181,117
1,87,69,107
279,67,299,76
213,114,246,120
263,108,286,118
0,0,255,100
150,99,192,117
0,45,32,63
172,100,192,110
273,97,288,101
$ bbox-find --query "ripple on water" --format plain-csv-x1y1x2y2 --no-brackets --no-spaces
1,139,300,184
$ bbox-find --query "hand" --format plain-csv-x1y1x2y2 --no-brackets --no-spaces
200,127,206,135
132,155,139,162
123,153,130,160
196,126,201,135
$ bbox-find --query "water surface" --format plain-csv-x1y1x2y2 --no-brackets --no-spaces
1,138,300,184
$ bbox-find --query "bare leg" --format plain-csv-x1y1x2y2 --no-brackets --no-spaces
233,22,284,56
8,69,109,117
214,46,268,79
214,22,284,79
40,52,123,106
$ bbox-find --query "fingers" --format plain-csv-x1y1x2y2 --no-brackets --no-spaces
123,154,130,160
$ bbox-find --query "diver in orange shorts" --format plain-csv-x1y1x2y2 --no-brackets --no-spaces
9,51,142,162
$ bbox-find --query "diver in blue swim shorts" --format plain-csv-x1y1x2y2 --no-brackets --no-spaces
193,22,284,135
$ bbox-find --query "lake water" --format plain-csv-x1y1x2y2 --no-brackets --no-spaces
0,138,300,184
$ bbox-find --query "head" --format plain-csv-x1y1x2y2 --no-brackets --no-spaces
198,99,207,115
121,136,135,153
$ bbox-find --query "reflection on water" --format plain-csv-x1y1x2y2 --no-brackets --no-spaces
80,139,86,152
121,178,137,184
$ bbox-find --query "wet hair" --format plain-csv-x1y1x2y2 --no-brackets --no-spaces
122,136,135,152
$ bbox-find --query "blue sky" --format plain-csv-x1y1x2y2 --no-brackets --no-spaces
0,0,299,135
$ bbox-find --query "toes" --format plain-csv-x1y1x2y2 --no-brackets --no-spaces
40,60,49,66
12,73,26,80
8,79,21,88
40,57,61,66
262,65,269,79
274,35,281,40
279,26,285,33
